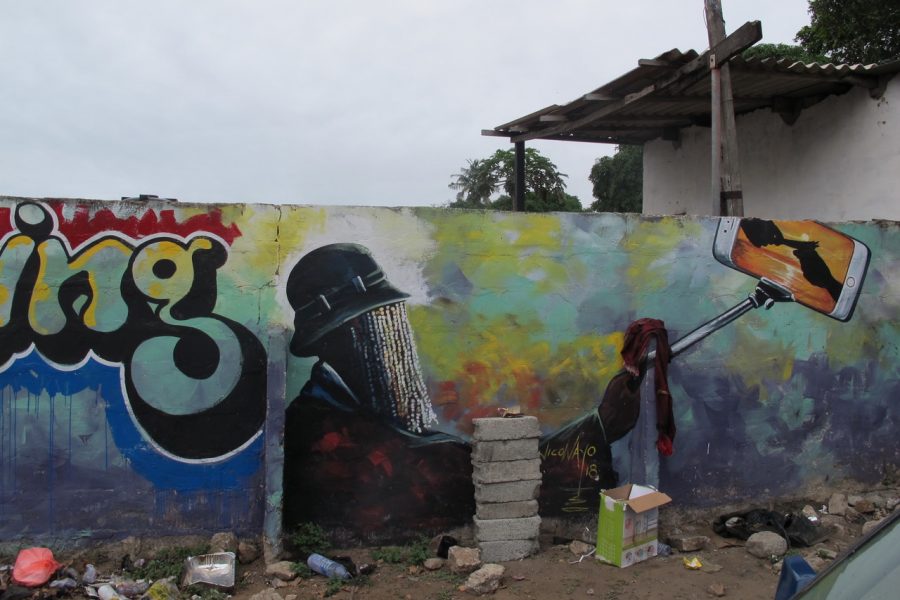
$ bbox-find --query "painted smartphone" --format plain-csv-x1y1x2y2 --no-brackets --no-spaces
713,217,870,321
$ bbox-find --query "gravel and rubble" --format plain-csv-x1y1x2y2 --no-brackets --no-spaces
1,484,896,600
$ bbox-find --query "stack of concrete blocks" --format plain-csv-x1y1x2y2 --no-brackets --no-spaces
472,416,542,562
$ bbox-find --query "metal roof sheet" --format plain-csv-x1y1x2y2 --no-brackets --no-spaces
485,49,900,145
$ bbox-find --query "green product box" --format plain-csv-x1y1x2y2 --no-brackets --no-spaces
596,483,672,568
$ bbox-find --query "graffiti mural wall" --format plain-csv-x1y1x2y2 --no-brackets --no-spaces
1,197,897,541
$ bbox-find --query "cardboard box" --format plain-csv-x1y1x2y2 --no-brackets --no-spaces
596,483,672,567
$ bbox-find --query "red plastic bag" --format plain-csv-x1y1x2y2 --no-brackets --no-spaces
12,547,62,587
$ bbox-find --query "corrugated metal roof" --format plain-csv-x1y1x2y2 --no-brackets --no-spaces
485,50,900,145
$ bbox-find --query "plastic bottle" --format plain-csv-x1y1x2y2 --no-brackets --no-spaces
307,553,351,580
82,564,97,585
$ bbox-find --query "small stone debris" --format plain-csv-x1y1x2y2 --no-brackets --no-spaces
706,583,727,597
408,565,422,575
745,531,787,559
586,588,595,595
847,494,864,507
248,590,283,600
463,564,505,595
771,560,783,575
209,532,238,554
238,540,261,564
844,507,866,524
828,493,848,517
806,556,827,572
815,547,837,560
861,519,884,536
669,534,709,552
448,547,483,575
701,562,723,574
265,561,297,582
853,499,876,514
568,540,593,556
423,558,445,571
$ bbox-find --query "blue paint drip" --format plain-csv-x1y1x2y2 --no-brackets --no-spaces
1,351,262,491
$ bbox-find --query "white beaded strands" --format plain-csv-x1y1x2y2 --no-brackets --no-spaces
349,302,438,433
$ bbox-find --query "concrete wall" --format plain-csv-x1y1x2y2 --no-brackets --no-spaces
643,77,900,220
0,197,897,542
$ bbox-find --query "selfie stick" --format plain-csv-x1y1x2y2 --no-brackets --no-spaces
646,278,793,363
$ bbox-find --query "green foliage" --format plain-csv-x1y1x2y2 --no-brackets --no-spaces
286,523,331,557
589,145,642,213
742,43,828,64
128,544,209,581
796,0,900,64
370,537,429,566
291,562,313,578
182,585,230,600
449,148,581,212
324,577,344,597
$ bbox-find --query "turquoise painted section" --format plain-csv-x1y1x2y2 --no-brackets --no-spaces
0,197,896,541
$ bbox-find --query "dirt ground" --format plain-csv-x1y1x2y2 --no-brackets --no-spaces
237,542,782,600
4,489,895,600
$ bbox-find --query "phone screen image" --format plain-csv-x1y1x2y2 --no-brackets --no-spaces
714,218,870,321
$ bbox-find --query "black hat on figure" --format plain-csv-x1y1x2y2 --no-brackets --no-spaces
286,243,410,356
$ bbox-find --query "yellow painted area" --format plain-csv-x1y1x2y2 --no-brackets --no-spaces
69,238,131,269
83,272,98,327
781,355,794,380
623,218,701,291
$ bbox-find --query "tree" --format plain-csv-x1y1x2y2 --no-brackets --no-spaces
448,148,581,212
742,43,828,64
589,145,642,213
796,0,900,64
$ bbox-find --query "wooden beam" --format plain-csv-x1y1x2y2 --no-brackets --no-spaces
584,93,619,101
512,20,761,143
538,115,569,122
638,59,676,68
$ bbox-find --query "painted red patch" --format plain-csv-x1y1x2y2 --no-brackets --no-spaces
313,431,347,453
367,449,394,477
0,208,12,240
47,201,241,248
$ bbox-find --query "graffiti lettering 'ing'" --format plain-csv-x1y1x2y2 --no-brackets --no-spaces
0,202,266,461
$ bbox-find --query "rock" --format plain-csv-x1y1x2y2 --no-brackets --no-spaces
847,494,863,506
265,561,297,582
285,595,297,600
706,583,726,597
746,532,787,559
408,565,422,575
568,540,594,556
801,505,820,522
844,507,865,524
806,556,827,572
249,590,283,600
143,579,180,600
423,558,445,571
448,547,482,575
854,499,876,514
271,579,289,589
771,560,783,574
209,532,238,553
238,541,260,564
885,497,899,511
701,562,723,574
463,564,505,595
815,547,837,560
668,534,709,552
828,493,848,516
862,519,883,536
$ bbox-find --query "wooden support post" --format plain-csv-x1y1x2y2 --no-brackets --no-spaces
705,0,745,216
514,141,526,212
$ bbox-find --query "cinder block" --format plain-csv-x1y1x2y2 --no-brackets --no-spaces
473,417,540,441
478,539,540,563
476,500,539,520
474,516,542,542
473,459,542,484
472,438,540,463
475,479,541,504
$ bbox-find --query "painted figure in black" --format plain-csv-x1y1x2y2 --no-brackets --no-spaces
282,243,640,540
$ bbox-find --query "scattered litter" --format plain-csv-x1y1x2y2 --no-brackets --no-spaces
657,542,672,557
114,578,150,598
683,557,703,570
83,564,98,584
307,553,351,580
49,578,78,590
568,548,596,564
11,547,62,587
182,553,236,590
97,583,122,600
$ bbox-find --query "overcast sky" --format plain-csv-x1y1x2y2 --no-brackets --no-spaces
0,1,812,209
